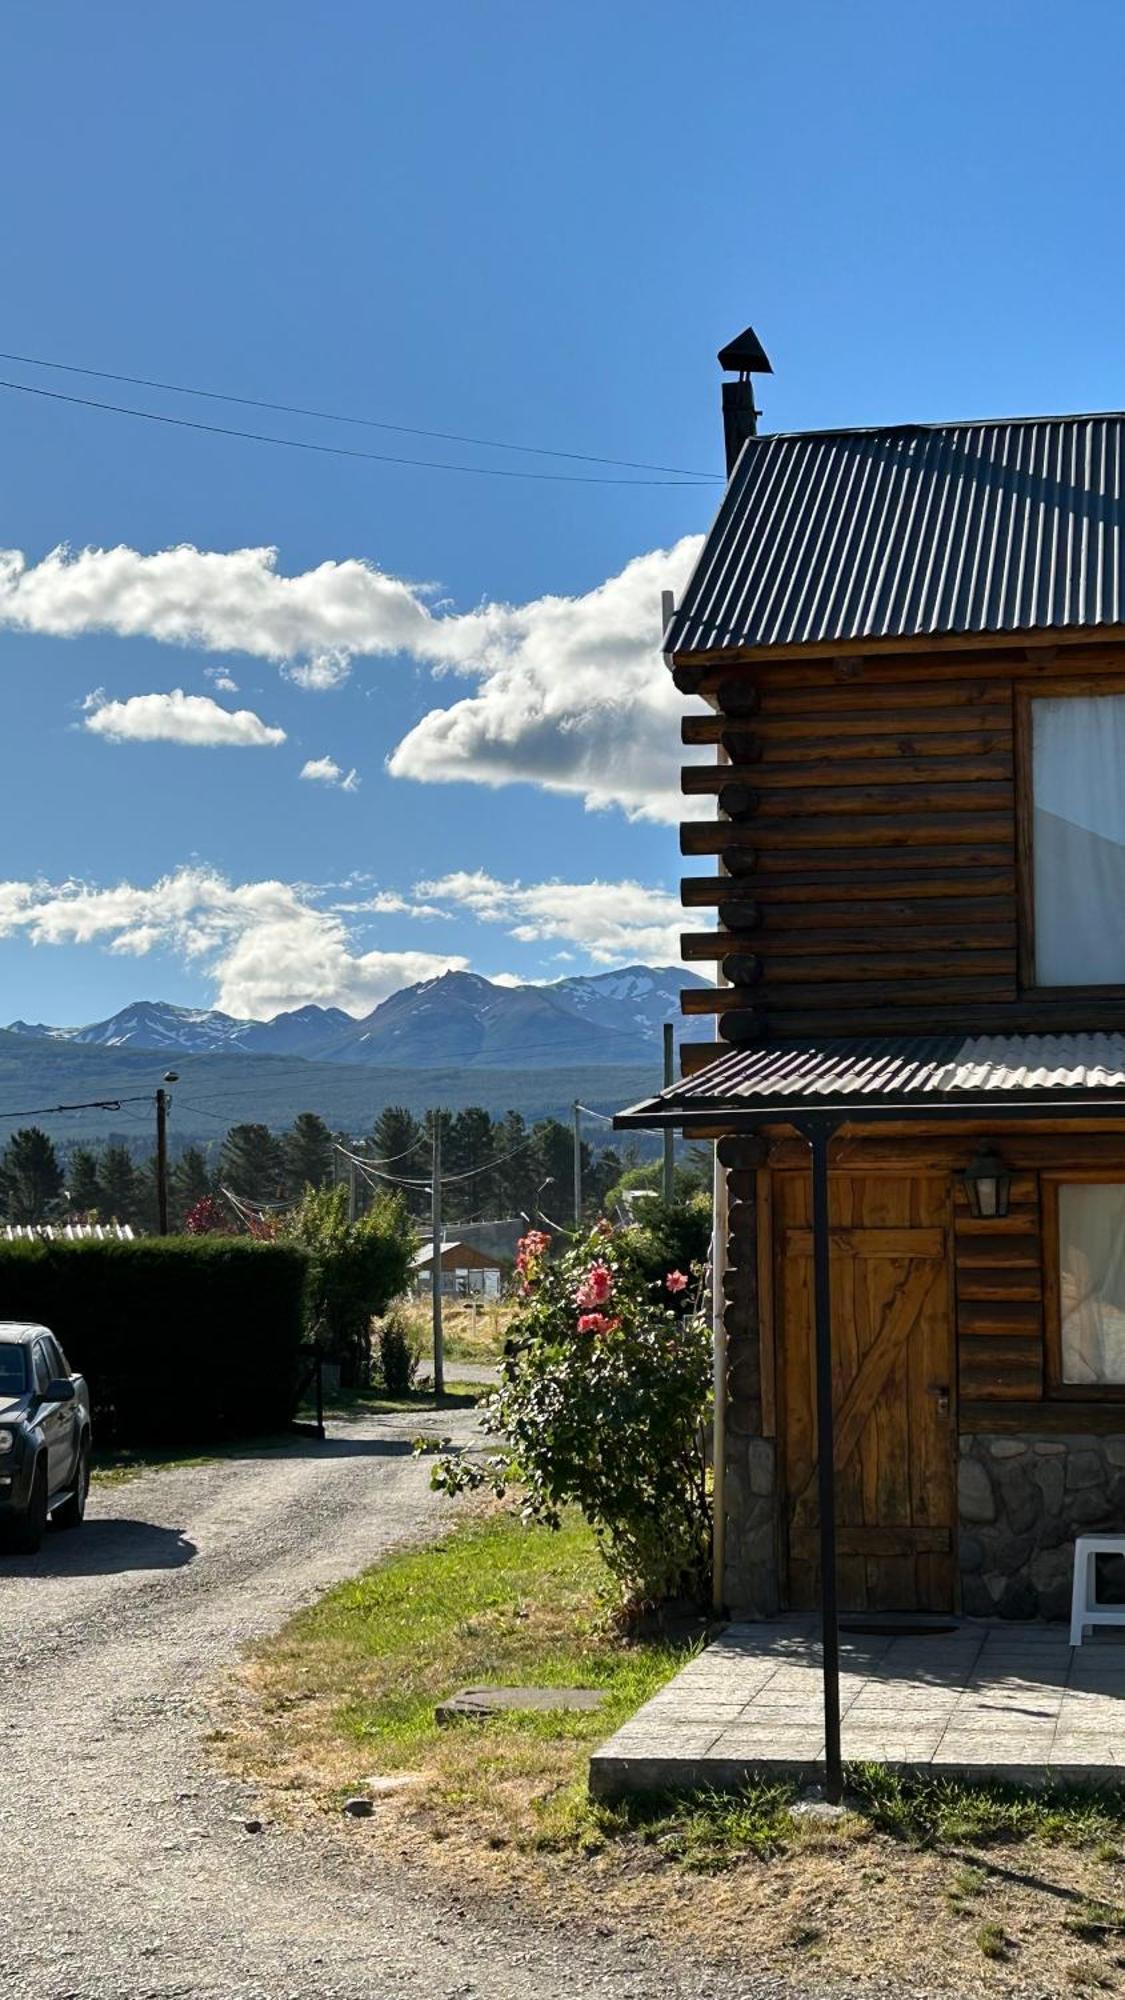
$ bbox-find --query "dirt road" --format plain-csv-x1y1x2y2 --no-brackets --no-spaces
0,1411,808,2000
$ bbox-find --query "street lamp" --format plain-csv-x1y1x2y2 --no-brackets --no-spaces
961,1143,1011,1220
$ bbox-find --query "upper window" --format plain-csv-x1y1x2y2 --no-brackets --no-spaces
1032,694,1125,985
1057,1183,1125,1384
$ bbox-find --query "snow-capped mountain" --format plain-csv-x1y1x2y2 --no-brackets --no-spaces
6,968,709,1070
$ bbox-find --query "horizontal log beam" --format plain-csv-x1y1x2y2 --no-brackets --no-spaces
678,927,1017,961
681,713,1012,753
681,815,1014,854
682,755,1013,793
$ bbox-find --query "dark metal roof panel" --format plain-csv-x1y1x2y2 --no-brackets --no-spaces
621,1034,1125,1120
667,417,1125,655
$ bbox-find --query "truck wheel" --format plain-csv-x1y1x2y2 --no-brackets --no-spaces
4,1458,48,1554
52,1440,90,1530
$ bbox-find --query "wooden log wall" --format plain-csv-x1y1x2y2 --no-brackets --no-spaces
953,1172,1044,1403
676,644,1125,1059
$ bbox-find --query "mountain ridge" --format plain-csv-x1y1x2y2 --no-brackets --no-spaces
7,965,709,1071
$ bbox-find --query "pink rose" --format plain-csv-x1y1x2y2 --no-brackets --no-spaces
577,1312,618,1335
577,1261,613,1308
665,1269,689,1294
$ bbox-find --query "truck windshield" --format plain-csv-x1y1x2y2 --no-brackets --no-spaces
0,1344,28,1397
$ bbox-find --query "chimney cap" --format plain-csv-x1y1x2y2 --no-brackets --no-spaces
717,325,773,376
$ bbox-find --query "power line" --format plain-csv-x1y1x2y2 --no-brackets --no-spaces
0,1093,154,1122
0,377,716,488
0,346,722,481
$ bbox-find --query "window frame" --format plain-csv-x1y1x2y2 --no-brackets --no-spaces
1043,1170,1125,1399
1016,678,1125,998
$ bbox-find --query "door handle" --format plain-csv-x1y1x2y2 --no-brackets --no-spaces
927,1384,951,1418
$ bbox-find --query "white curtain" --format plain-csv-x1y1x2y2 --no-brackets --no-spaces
1033,695,1125,985
1059,1183,1125,1383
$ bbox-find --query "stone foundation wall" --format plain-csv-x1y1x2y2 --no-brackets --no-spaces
720,1146,781,1618
959,1433,1125,1620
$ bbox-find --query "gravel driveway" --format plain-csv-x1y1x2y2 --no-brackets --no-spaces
0,1410,812,2000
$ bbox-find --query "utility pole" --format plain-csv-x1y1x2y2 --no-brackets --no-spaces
572,1100,582,1229
155,1070,177,1235
662,1023,675,1206
431,1114,445,1401
347,1154,358,1223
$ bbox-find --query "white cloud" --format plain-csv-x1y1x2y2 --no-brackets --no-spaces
419,869,688,965
0,535,707,822
389,540,707,824
83,688,286,748
299,755,360,792
0,866,466,1020
205,668,240,692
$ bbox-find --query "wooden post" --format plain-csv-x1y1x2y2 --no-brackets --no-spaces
572,1101,582,1228
431,1117,445,1401
155,1087,170,1235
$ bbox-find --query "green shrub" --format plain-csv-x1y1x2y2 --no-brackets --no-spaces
281,1185,413,1385
430,1222,712,1610
374,1305,421,1394
0,1238,310,1446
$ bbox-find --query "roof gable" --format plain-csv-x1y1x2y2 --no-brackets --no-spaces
668,414,1125,656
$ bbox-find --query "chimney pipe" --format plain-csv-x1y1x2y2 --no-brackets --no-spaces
717,325,773,476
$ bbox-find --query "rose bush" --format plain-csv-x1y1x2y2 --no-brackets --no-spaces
431,1219,712,1610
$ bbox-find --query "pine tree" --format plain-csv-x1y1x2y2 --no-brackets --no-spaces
530,1117,580,1222
283,1112,334,1194
169,1146,214,1226
219,1123,286,1203
371,1105,424,1170
133,1153,162,1235
66,1145,103,1217
0,1127,64,1223
447,1107,495,1219
98,1144,142,1226
371,1106,426,1217
492,1110,532,1215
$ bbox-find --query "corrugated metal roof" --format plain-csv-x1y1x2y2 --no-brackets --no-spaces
667,416,1125,655
619,1033,1125,1122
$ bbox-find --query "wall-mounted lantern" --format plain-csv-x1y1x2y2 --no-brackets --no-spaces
961,1143,1012,1220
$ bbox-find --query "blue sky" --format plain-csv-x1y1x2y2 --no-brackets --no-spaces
2,0,1124,1023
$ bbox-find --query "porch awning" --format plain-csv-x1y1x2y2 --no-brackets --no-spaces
616,1032,1125,1130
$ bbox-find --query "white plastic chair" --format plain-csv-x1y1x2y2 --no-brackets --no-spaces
1069,1535,1125,1645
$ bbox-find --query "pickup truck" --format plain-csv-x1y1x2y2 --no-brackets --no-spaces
0,1322,92,1553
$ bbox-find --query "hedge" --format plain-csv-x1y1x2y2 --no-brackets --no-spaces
0,1238,311,1447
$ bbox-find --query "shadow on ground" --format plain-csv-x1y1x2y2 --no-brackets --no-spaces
1,1517,197,1577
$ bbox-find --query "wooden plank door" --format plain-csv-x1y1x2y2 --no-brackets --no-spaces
777,1172,955,1614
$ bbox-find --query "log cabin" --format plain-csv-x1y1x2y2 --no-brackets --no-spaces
619,327,1125,1627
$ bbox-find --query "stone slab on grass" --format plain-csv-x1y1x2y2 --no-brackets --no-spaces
436,1685,608,1725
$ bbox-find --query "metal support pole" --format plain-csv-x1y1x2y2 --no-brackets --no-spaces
347,1155,358,1224
572,1100,582,1228
431,1117,445,1401
810,1120,843,1804
314,1346,324,1441
155,1088,170,1235
710,1146,729,1618
662,1024,675,1206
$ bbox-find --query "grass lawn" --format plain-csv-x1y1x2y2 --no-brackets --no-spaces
395,1296,513,1366
217,1505,1125,1993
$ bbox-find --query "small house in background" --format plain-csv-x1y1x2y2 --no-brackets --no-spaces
620,324,1125,1626
412,1239,502,1299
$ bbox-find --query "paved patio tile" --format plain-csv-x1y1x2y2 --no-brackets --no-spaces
709,1727,825,1758
588,1619,1125,1796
